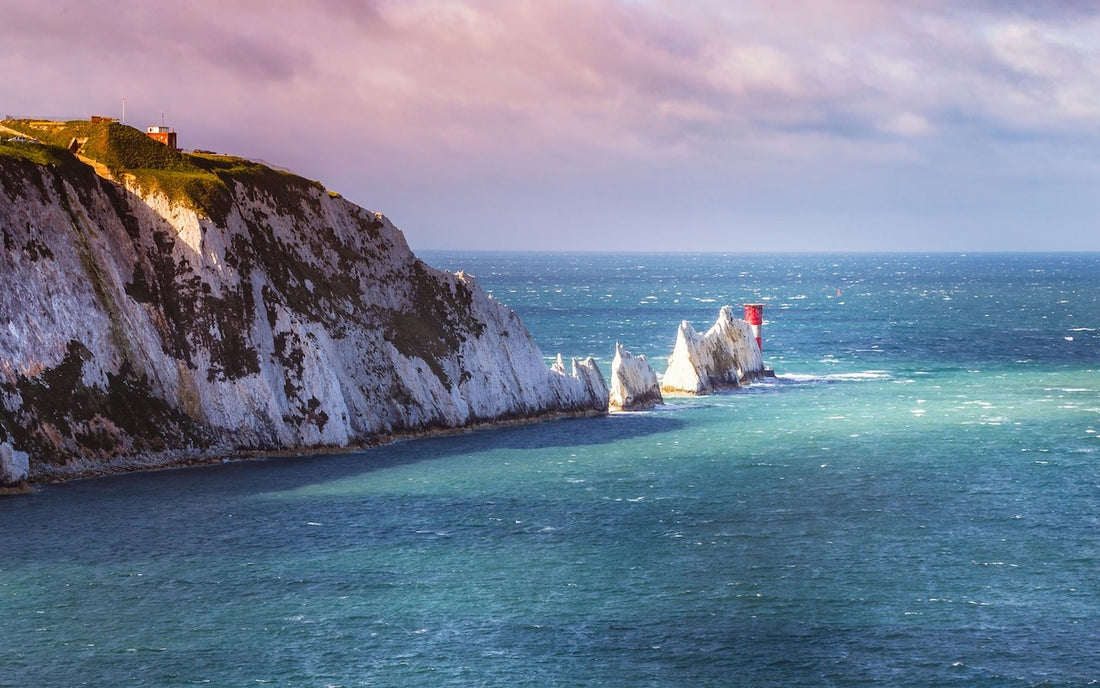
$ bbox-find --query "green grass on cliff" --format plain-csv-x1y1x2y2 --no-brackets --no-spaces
0,138,80,167
1,119,323,224
0,137,100,200
5,119,187,171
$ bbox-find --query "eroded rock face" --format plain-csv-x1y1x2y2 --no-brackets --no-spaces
0,442,29,485
660,306,765,395
608,343,663,411
0,155,606,481
550,353,610,412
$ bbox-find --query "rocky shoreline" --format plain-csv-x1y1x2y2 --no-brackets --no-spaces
19,406,607,487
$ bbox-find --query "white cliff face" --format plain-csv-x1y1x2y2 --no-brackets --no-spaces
569,356,610,411
609,343,663,411
448,278,608,423
0,442,29,485
0,156,606,480
660,305,765,395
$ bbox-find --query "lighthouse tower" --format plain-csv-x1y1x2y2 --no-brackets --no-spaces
743,303,764,352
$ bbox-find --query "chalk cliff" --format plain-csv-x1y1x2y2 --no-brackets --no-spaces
0,441,29,486
0,127,606,482
660,306,765,395
608,344,663,411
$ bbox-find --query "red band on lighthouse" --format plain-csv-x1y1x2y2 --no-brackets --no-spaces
743,304,764,352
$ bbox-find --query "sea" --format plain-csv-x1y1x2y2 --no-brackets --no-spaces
2,252,1099,687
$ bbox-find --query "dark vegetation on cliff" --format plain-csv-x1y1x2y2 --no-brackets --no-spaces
0,341,213,464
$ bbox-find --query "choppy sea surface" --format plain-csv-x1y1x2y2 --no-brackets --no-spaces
2,252,1099,687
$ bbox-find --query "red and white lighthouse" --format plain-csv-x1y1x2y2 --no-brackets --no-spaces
743,303,764,352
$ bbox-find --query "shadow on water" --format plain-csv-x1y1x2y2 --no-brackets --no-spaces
2,407,686,504
0,412,692,569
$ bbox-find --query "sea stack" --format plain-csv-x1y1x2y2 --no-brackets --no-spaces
660,305,765,395
551,353,610,411
608,343,663,411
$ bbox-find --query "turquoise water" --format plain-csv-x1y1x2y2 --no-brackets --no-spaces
2,253,1099,686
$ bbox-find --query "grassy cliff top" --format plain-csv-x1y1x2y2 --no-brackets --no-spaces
0,137,86,168
0,119,324,224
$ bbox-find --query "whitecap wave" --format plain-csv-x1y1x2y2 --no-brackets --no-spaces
778,370,892,384
829,371,892,381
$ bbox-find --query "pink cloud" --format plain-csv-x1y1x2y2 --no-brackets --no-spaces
5,1,1097,157
2,0,1099,251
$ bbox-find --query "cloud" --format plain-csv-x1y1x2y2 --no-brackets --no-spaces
879,112,935,137
0,1,307,82
2,0,1099,250
7,1,1099,152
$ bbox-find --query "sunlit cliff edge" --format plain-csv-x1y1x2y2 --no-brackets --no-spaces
0,120,606,484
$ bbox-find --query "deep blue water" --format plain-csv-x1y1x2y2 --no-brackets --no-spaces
2,252,1099,687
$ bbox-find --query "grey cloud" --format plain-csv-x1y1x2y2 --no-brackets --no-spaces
953,0,1100,21
312,0,387,29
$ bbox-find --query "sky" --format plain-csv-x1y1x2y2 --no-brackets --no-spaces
2,0,1099,252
